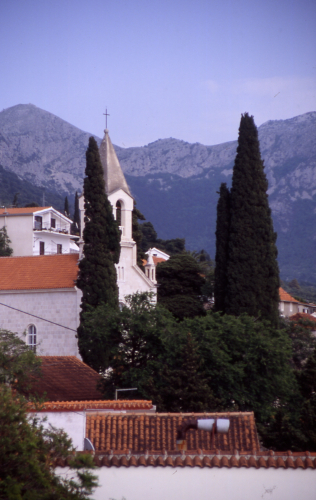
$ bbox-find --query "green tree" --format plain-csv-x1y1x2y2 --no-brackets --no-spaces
214,183,230,313
225,114,280,326
156,253,205,320
0,226,13,256
0,386,98,499
0,329,42,396
77,137,121,363
64,196,70,217
72,191,81,235
132,202,146,268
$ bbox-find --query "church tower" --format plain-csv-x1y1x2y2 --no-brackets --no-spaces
79,127,157,305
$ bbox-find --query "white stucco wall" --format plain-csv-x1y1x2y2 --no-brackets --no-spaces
56,466,316,500
36,412,85,451
0,214,34,256
0,288,81,356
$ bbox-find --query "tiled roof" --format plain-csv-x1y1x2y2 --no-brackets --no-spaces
279,287,299,303
86,412,260,453
0,254,78,290
290,313,316,324
29,400,154,412
0,206,50,215
55,450,316,470
26,356,104,402
153,256,166,265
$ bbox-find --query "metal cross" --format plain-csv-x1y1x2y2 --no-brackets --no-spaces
103,108,110,128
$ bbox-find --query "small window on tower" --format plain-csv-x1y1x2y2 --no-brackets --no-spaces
116,201,122,226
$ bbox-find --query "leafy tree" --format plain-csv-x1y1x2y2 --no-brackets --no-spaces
64,196,70,217
140,221,185,255
156,253,206,320
0,226,13,256
72,191,81,235
0,329,42,395
225,114,280,326
0,386,98,499
77,137,121,363
214,183,230,313
25,202,40,208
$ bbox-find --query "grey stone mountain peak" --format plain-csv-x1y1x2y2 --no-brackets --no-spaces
99,128,131,196
0,103,315,282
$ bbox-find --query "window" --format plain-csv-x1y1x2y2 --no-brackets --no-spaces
51,218,56,228
34,216,42,230
57,244,62,254
40,241,45,255
28,325,36,353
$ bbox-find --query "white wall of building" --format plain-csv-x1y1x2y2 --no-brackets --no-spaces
0,288,81,357
36,412,85,451
0,214,34,256
56,466,316,500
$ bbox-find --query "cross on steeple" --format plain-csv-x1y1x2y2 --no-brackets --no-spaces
103,108,110,129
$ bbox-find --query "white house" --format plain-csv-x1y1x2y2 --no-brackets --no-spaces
79,129,157,305
0,254,81,356
0,206,79,256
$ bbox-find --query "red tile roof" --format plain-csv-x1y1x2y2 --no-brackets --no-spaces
55,450,316,470
0,254,78,290
290,313,316,324
26,356,104,402
279,287,299,303
29,400,154,412
86,412,260,454
0,207,50,215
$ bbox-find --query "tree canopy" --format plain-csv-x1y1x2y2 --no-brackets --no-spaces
0,226,13,256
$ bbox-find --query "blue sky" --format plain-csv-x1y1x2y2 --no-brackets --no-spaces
1,0,315,147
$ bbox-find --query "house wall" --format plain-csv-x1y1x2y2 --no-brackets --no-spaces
36,412,85,451
33,231,73,255
279,301,299,317
0,288,81,356
0,214,33,256
55,466,316,500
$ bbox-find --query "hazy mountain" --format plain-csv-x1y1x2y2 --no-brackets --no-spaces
0,104,315,282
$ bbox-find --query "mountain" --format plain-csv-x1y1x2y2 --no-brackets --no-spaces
0,104,315,282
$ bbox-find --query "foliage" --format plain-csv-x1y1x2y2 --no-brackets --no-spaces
0,386,98,500
225,114,280,326
140,220,185,255
0,329,42,395
64,196,70,217
156,253,206,320
0,226,13,256
71,192,80,235
214,183,230,313
77,137,121,363
132,202,146,268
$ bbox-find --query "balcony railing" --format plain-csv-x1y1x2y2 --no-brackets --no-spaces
33,225,69,234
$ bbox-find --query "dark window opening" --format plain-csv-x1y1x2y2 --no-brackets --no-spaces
116,201,122,227
28,325,36,353
57,244,62,254
34,216,42,230
51,218,56,228
40,241,45,255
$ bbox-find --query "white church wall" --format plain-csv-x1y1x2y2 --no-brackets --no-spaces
0,288,81,357
55,466,316,500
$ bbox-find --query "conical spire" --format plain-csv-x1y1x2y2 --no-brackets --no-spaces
99,129,131,196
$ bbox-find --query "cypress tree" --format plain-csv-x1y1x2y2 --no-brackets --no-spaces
214,183,230,313
72,191,80,235
77,137,121,361
225,113,279,326
64,196,69,217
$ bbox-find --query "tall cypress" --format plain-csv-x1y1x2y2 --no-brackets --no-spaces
225,114,280,326
72,191,80,235
64,196,69,217
214,183,230,313
77,137,121,362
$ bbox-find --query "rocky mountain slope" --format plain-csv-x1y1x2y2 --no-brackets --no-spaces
0,104,315,282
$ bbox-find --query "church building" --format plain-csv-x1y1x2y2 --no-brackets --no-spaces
79,128,157,306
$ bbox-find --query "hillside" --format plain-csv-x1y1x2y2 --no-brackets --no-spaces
0,104,315,282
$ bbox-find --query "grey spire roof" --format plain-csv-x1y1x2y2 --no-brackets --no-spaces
99,129,131,196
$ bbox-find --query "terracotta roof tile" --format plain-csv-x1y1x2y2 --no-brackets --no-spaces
27,356,104,402
279,287,299,303
0,254,78,290
290,312,316,323
86,412,260,453
0,207,50,215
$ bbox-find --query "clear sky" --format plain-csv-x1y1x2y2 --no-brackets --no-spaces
1,0,315,147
